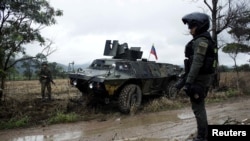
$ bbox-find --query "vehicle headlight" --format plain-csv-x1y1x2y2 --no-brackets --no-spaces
73,80,77,86
89,83,93,89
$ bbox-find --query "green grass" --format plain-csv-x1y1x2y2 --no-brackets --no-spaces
0,116,29,129
225,88,240,97
48,111,79,124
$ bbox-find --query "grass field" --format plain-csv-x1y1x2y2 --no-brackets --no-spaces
3,79,80,101
0,72,249,129
3,72,249,99
219,71,250,94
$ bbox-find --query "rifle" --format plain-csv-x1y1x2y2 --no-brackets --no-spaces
41,75,56,86
175,72,187,92
175,59,190,92
49,77,56,86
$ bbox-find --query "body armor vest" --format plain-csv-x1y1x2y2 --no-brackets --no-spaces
184,32,216,74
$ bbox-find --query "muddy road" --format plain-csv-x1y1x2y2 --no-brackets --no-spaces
0,96,250,141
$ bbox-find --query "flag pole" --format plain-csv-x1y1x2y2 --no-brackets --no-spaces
148,51,151,61
148,43,154,61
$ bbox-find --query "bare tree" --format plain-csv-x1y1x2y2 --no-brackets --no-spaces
201,0,250,88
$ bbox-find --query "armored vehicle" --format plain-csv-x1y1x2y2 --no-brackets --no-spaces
68,40,181,113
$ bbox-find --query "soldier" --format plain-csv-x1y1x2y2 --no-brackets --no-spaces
181,12,216,141
39,61,52,101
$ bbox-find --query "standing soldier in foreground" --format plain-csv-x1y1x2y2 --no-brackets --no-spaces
39,61,53,101
181,12,216,141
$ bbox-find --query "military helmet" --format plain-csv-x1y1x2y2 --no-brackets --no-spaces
182,12,210,33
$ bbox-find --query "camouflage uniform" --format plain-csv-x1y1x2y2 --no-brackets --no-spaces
182,12,216,141
185,33,213,140
39,62,52,100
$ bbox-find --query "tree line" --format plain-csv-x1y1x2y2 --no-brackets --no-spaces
219,64,250,72
8,59,67,81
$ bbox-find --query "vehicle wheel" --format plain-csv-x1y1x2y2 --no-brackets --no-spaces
118,84,142,114
165,80,178,99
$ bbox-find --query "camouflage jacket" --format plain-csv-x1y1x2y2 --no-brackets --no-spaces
185,32,213,87
39,68,52,82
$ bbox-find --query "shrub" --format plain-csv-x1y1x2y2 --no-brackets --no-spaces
0,116,29,129
48,111,78,124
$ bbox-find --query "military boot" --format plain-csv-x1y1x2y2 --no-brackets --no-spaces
47,93,52,101
41,94,45,102
192,130,207,141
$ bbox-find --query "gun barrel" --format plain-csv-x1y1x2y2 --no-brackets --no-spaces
175,78,186,90
175,72,187,90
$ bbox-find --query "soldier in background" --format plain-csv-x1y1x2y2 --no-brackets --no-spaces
181,12,216,141
39,61,52,101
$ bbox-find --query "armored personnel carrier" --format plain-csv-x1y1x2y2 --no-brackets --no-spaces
68,40,182,113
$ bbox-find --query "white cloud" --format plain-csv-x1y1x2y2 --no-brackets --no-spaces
26,0,249,67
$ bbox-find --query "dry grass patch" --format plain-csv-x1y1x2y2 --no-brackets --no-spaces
142,97,186,113
219,72,250,94
3,79,79,101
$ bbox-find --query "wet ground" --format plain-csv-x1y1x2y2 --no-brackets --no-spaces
0,96,250,141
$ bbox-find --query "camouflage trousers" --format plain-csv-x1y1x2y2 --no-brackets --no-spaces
191,98,208,140
41,79,51,99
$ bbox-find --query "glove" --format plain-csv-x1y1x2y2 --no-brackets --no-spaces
183,83,191,96
185,84,205,103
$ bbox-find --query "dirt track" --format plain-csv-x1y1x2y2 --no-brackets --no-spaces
0,96,250,141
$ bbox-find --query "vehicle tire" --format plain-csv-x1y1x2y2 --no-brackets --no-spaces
165,80,178,99
118,84,142,114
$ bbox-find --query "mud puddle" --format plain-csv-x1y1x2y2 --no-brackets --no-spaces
1,96,250,141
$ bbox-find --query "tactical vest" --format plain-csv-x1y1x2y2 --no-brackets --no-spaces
184,32,217,74
40,68,51,80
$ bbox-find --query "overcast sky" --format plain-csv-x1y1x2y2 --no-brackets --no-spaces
27,0,249,67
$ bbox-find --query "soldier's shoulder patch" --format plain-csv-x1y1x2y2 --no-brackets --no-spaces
199,41,208,48
197,41,208,55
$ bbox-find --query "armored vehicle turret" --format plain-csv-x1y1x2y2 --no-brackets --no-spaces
68,40,181,114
